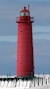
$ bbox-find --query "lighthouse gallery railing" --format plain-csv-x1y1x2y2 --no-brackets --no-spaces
16,17,34,23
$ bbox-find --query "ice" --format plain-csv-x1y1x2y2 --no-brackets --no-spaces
4,81,8,87
23,80,27,87
0,74,50,89
16,80,20,87
19,79,23,87
0,81,5,87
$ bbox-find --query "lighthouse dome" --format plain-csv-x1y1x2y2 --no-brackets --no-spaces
20,7,30,16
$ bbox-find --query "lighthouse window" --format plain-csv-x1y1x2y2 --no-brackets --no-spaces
20,30,22,32
20,12,24,16
24,12,28,16
20,12,28,16
20,63,21,64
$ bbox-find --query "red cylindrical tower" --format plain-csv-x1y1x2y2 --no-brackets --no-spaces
16,6,34,77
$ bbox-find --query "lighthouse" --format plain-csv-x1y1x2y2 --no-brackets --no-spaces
16,5,34,77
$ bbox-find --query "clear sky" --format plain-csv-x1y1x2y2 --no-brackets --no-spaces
0,0,50,75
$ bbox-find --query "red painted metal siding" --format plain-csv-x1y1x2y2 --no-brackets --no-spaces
17,23,34,77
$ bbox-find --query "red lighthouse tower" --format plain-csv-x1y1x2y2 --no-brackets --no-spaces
16,6,34,77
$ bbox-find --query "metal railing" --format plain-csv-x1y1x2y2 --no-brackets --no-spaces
16,17,34,23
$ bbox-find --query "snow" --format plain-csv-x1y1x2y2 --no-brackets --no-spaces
0,84,50,89
0,74,50,89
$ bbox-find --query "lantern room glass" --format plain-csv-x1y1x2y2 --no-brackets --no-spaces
20,12,29,16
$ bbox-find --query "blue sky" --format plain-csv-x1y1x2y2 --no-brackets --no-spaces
0,0,50,75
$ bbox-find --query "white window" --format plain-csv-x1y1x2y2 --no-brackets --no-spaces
20,12,29,16
20,12,24,16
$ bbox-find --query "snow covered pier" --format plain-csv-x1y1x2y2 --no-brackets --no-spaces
0,74,50,88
